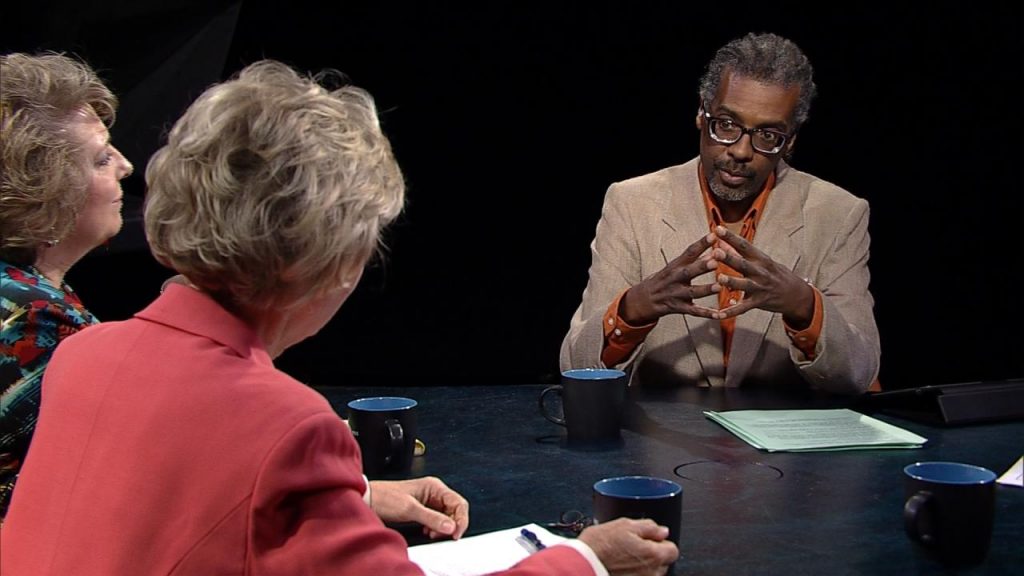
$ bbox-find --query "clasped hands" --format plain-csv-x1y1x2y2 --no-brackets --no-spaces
621,225,815,329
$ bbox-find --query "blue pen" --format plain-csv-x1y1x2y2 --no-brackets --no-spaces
520,528,547,552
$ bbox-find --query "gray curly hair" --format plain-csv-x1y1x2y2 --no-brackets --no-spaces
699,33,817,127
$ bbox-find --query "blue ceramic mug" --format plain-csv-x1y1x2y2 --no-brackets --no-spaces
593,475,683,546
903,461,996,566
540,369,627,447
348,396,418,477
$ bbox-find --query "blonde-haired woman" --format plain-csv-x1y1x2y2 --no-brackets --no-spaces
0,52,133,518
3,60,677,575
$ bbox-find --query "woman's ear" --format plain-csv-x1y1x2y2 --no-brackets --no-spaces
339,266,365,294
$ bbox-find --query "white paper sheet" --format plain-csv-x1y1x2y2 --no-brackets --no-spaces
997,455,1023,487
408,523,568,576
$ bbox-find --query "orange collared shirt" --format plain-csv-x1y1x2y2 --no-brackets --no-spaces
601,163,823,369
699,162,774,367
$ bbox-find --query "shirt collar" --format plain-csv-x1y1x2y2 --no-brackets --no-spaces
698,161,776,236
135,283,273,366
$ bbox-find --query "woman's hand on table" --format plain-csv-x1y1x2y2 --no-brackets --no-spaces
369,476,470,540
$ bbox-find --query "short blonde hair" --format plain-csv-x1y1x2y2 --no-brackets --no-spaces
144,60,405,312
0,52,117,265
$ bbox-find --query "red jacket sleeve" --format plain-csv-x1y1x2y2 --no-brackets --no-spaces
243,412,597,576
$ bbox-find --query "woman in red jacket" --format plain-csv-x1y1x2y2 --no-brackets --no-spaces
2,60,677,576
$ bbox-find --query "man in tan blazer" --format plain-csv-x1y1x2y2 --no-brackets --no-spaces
560,33,879,394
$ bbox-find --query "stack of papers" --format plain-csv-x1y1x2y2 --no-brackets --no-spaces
704,409,927,452
408,523,568,576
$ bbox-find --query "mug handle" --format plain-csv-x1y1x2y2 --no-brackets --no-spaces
384,418,404,465
903,490,936,546
539,385,566,426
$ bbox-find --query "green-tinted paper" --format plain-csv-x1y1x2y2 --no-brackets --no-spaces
704,409,927,452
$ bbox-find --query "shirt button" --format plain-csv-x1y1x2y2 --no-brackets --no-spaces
613,328,622,336
607,318,614,325
729,298,738,305
798,336,807,341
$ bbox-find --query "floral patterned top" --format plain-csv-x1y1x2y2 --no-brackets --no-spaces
1,260,98,517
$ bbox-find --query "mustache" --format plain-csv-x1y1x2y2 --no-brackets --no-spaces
713,159,755,178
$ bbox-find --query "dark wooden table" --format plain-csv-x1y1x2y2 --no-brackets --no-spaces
317,384,1023,575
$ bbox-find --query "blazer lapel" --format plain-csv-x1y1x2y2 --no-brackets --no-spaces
660,161,725,387
725,163,805,387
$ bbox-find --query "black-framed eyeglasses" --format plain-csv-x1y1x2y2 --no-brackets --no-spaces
701,103,791,155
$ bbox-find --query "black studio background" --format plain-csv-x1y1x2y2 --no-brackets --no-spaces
4,2,1022,388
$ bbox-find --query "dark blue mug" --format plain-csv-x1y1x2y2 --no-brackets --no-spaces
593,475,683,547
540,368,627,447
903,461,996,567
348,396,418,478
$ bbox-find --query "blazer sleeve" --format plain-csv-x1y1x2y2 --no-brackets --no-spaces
246,412,596,576
798,196,881,394
560,183,647,372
